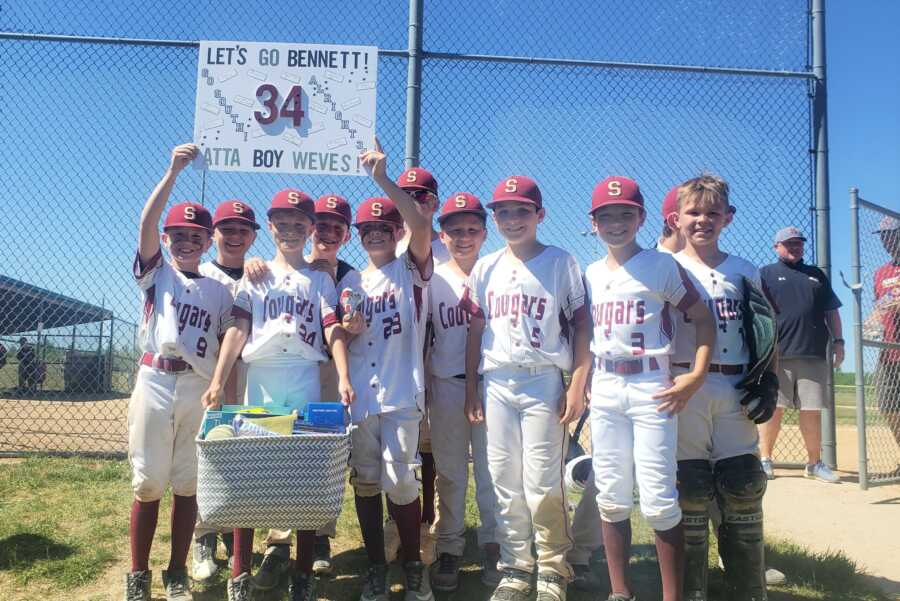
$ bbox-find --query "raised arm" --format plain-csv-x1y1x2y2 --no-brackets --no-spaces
359,138,432,265
139,143,198,263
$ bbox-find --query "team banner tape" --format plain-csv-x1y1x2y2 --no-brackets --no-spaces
193,41,378,175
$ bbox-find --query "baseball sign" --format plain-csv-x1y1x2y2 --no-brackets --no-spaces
193,41,378,175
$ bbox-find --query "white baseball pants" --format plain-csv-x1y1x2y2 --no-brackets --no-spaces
245,359,320,410
484,365,573,578
349,406,422,506
429,376,498,555
590,367,682,531
674,369,759,463
128,365,207,501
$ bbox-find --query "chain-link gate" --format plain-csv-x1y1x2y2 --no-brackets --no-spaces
848,190,900,488
2,0,820,458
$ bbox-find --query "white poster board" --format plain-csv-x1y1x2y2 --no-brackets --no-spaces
193,41,377,175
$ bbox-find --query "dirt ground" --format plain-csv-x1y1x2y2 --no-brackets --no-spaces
766,424,900,598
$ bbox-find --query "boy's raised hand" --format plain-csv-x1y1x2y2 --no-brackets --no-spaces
170,143,199,174
358,137,387,181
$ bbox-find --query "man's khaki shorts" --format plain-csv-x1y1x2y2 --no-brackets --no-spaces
776,357,830,411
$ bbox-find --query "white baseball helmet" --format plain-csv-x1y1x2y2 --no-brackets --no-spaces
564,454,594,495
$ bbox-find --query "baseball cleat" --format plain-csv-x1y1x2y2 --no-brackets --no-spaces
161,568,193,601
226,572,253,601
805,460,839,483
359,563,389,601
312,535,333,576
535,572,567,601
288,572,318,601
403,560,435,601
760,458,775,480
191,533,218,582
570,563,603,592
606,594,636,601
124,570,152,601
490,568,533,601
253,544,290,590
430,552,461,592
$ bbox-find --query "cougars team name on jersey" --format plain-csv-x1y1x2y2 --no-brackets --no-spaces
428,263,472,379
200,261,242,297
232,262,338,364
461,246,587,373
672,252,762,366
348,252,432,422
134,251,234,380
585,250,698,359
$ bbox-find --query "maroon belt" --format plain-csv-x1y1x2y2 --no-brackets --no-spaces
141,352,191,373
599,357,660,375
672,361,743,375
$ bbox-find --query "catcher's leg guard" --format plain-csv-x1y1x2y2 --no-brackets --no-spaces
677,460,715,601
714,454,768,601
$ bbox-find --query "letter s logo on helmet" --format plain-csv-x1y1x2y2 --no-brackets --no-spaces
288,191,301,205
455,194,467,208
184,206,196,220
371,202,383,217
232,202,244,214
406,171,417,183
326,196,338,209
607,181,622,196
504,178,518,193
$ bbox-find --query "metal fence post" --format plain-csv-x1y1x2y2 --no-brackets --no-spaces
812,0,836,468
403,0,424,169
849,187,868,490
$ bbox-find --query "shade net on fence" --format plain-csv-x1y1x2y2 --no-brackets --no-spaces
1,0,815,456
855,200,900,484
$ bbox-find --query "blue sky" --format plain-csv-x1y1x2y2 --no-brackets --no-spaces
1,1,897,370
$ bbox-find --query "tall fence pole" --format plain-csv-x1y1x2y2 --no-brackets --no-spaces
849,188,868,489
403,0,424,169
812,0,836,468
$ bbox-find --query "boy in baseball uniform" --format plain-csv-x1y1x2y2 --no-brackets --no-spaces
461,175,592,601
585,176,715,601
672,174,778,601
191,199,259,583
425,192,500,592
126,143,235,601
349,139,436,601
200,188,354,601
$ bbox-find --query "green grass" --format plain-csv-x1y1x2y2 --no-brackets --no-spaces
0,457,891,601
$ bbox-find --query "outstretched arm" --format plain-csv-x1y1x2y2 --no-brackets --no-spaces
201,318,249,408
139,143,198,264
359,137,432,267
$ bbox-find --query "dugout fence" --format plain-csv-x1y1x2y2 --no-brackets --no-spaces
848,190,900,488
1,0,827,465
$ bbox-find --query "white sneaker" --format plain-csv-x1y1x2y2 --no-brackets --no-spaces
760,458,775,480
191,534,218,582
765,567,787,586
805,461,839,483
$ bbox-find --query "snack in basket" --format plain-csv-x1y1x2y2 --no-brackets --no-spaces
233,414,281,438
205,424,236,440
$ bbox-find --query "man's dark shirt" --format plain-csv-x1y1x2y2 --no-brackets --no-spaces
761,259,842,359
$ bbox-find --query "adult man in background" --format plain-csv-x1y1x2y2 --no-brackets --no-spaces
758,226,843,483
16,337,38,394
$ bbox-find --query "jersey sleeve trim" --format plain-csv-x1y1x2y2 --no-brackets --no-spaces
133,249,162,280
322,312,339,329
231,305,251,321
673,262,700,313
459,286,484,319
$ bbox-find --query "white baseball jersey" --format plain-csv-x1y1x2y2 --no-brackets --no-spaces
347,251,432,423
461,246,587,373
231,262,338,364
200,260,243,297
585,249,698,359
428,263,471,379
397,236,450,267
134,251,234,380
673,252,762,366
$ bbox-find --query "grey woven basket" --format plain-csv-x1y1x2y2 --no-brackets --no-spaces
196,429,350,530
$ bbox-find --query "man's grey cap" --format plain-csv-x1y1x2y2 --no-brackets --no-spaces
774,226,806,244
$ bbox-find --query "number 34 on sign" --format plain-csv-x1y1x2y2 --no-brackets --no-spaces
192,40,378,176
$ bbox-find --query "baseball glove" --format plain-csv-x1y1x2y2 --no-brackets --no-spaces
735,276,778,424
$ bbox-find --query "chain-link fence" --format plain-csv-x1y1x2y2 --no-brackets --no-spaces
2,1,818,457
849,192,900,488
